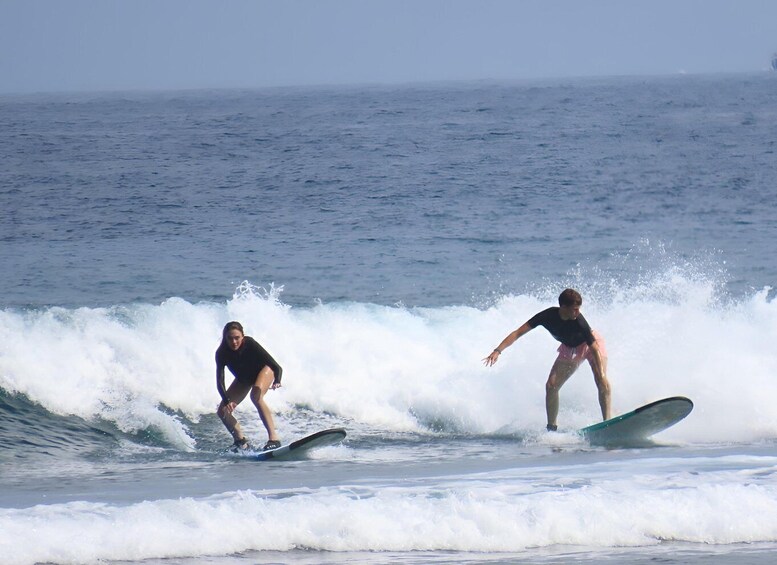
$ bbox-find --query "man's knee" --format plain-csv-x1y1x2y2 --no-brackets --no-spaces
547,363,576,392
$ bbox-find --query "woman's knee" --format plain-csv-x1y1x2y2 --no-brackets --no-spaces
248,367,275,405
249,387,265,405
254,366,275,387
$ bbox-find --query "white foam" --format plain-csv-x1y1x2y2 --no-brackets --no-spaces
1,275,776,444
3,457,777,564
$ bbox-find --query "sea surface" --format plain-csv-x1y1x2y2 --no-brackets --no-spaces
2,73,777,565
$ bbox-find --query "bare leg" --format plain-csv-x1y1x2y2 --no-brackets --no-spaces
589,354,611,421
250,366,279,442
217,380,252,442
545,359,579,429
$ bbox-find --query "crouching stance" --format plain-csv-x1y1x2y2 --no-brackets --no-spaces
216,321,282,451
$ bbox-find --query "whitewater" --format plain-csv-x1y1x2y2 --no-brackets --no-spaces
2,276,777,564
2,72,777,564
3,278,777,445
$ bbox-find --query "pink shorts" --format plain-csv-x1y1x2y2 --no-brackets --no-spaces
556,331,607,365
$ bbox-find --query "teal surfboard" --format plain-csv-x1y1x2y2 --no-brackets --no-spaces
580,396,693,446
254,428,346,461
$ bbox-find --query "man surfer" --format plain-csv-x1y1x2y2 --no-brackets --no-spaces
483,288,611,430
216,321,283,451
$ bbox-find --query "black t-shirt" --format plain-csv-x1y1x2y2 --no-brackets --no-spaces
527,307,595,348
216,336,283,386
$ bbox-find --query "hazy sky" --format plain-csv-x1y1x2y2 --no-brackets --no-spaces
2,0,776,94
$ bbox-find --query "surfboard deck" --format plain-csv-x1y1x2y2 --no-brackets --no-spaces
580,396,693,446
253,428,347,461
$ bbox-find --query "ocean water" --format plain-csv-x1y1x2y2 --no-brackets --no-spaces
2,73,777,565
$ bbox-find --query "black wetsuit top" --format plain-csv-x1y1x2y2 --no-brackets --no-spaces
215,336,283,402
527,307,595,348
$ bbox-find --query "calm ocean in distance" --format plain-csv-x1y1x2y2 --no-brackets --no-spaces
1,72,777,564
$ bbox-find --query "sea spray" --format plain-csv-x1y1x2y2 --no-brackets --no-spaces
2,273,776,445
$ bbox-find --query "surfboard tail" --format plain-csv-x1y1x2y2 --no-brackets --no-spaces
580,397,693,445
255,428,347,461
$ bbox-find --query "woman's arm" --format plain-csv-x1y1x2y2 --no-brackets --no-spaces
216,364,229,403
255,342,283,386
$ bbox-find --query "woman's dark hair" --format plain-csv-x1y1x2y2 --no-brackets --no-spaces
558,288,582,307
221,321,244,344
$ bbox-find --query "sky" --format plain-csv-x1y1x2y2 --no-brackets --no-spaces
1,0,776,94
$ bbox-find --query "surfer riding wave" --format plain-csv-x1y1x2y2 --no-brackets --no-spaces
483,288,612,430
216,321,282,451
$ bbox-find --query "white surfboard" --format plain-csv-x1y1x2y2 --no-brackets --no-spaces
580,396,693,446
254,428,346,461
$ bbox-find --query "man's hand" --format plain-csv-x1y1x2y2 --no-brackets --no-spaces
483,350,501,366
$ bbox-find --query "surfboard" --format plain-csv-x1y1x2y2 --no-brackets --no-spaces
253,428,347,461
580,396,693,446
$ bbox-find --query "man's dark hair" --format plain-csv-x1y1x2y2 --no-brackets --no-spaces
558,288,582,307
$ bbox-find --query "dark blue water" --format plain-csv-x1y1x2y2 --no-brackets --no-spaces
2,74,776,309
3,73,777,565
